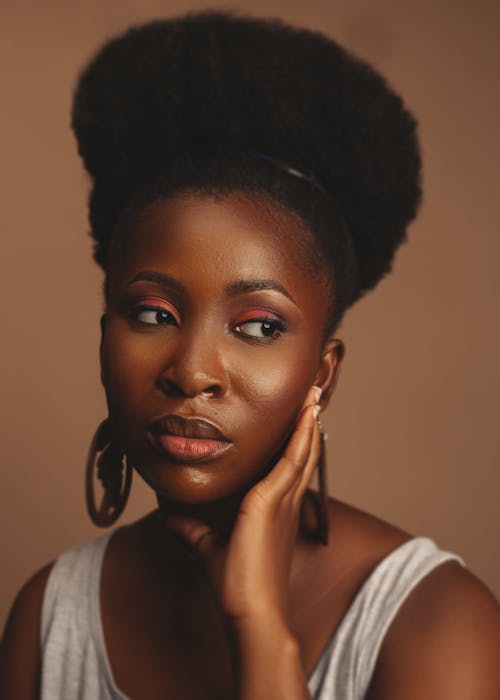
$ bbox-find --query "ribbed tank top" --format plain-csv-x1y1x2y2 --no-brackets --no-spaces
40,533,465,699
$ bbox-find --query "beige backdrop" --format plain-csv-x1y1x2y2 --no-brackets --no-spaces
1,0,499,630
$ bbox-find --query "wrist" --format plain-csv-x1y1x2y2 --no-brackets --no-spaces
228,607,293,642
229,619,308,700
229,610,300,673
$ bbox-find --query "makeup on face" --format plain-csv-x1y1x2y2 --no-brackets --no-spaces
122,285,292,344
147,413,234,463
101,191,334,503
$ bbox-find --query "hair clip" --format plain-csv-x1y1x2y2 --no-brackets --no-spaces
248,149,328,196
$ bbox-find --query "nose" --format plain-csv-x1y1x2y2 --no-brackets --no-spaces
156,324,228,399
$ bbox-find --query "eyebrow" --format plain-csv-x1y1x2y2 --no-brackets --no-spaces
127,270,298,307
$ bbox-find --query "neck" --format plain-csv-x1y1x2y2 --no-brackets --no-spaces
154,487,324,550
155,489,246,543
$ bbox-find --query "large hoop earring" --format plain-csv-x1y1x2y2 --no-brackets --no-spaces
85,418,132,527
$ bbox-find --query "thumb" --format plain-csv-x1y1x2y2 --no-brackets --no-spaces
163,515,220,560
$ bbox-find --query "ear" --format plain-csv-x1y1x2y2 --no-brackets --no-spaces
313,337,345,411
99,313,107,387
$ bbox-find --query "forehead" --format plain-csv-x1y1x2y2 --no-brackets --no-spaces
111,190,330,306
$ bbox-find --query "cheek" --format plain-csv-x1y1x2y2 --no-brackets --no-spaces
239,363,307,417
101,320,159,416
228,343,316,449
102,319,316,461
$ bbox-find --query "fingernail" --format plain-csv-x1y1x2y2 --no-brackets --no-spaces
312,405,320,419
313,385,322,404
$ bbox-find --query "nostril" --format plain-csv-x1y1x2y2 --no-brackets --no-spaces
157,347,227,398
156,377,185,398
201,384,223,398
157,374,224,399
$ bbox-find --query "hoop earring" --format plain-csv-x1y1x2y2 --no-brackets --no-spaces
85,418,132,527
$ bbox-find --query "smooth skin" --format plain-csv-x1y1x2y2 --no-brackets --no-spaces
2,191,500,700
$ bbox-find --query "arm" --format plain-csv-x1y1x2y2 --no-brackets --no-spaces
230,613,310,700
163,385,322,700
0,563,53,700
366,560,500,700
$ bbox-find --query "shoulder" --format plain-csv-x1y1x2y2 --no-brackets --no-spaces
325,497,414,566
0,532,112,700
366,553,500,699
305,496,414,604
0,562,54,700
323,498,500,698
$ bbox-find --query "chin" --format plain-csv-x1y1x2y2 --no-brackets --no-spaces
135,462,250,505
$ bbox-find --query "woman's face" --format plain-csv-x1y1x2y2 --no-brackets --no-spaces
101,190,343,504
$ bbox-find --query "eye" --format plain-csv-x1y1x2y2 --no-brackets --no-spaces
136,308,176,326
131,303,178,326
234,317,287,341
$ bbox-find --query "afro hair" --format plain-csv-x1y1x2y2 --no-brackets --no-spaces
72,10,422,329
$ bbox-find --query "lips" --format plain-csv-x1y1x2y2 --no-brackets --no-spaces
148,414,229,441
147,414,232,463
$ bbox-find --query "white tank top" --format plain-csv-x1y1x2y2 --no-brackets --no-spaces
40,532,465,699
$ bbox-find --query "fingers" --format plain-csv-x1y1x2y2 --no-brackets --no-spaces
260,386,321,498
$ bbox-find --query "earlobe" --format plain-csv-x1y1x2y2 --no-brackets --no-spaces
314,338,345,409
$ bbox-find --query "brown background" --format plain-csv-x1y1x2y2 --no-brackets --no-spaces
1,0,499,631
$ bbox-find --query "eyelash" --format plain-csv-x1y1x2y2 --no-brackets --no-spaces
233,316,288,342
129,303,288,342
131,305,178,327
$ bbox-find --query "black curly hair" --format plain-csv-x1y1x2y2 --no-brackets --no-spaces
71,9,422,334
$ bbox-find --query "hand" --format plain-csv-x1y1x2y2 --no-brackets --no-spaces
163,384,323,626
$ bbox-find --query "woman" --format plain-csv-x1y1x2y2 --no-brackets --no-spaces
1,10,499,700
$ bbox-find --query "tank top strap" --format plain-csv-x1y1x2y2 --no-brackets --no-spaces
40,531,119,699
307,536,466,699
40,533,111,643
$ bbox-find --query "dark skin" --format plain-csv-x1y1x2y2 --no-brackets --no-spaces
102,191,338,514
99,190,342,698
1,190,500,700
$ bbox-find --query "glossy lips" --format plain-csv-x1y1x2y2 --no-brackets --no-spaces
147,414,232,463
